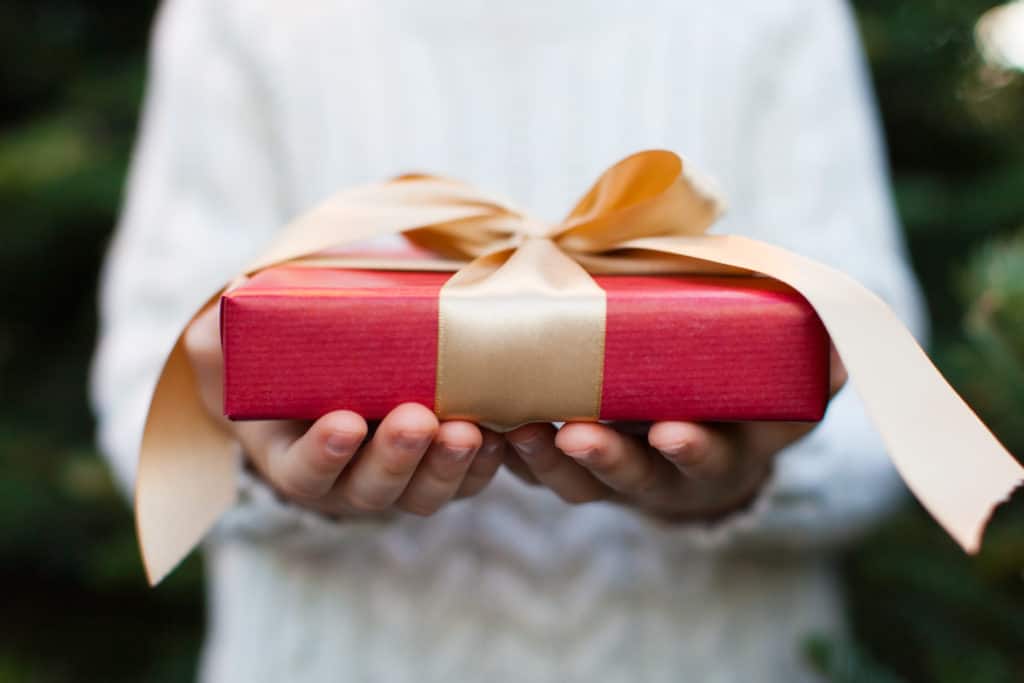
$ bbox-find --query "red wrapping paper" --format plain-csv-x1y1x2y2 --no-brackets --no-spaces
221,265,830,423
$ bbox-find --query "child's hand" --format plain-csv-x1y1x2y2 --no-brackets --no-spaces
503,347,849,521
184,305,506,518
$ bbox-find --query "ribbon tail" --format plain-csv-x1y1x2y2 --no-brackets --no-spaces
625,234,1024,553
247,181,503,273
136,180,500,585
137,338,238,585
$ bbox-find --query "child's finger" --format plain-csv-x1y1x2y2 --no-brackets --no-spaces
505,423,610,504
456,430,506,498
242,411,366,501
395,421,482,516
556,422,678,498
329,403,438,512
502,451,541,485
829,343,848,398
648,421,736,480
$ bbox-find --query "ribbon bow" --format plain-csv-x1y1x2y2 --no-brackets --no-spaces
137,150,1022,584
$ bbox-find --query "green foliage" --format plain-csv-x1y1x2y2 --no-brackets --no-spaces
943,231,1024,454
831,496,1024,683
0,0,1021,681
804,636,907,683
857,0,1024,335
0,2,204,680
810,228,1024,679
826,3,1024,681
0,428,203,682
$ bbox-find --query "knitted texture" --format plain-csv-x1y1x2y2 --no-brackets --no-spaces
91,0,925,680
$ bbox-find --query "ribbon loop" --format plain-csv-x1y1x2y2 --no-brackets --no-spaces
554,150,723,254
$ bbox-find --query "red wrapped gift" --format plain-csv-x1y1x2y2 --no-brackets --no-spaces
221,264,830,423
135,151,1022,586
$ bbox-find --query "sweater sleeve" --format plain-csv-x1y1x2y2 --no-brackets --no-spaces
90,0,363,544
645,0,928,552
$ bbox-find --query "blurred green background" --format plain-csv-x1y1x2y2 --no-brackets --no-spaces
1,1,1023,681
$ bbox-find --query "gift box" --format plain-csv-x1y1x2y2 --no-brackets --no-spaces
137,150,1022,586
221,262,830,423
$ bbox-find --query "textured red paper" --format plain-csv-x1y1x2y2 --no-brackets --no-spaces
221,266,830,423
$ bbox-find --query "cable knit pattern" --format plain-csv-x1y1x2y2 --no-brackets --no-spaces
91,0,926,680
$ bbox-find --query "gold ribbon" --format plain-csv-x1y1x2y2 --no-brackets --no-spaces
136,150,1022,585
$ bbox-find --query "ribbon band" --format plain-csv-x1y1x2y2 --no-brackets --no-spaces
437,238,606,427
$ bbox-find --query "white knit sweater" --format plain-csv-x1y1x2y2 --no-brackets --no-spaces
92,0,926,680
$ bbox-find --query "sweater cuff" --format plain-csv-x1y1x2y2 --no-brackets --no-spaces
209,466,395,552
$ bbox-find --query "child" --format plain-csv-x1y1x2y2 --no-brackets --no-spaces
93,0,925,680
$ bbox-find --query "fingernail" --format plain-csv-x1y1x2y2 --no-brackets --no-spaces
395,431,432,450
326,432,360,457
443,445,474,462
565,448,597,463
657,442,690,460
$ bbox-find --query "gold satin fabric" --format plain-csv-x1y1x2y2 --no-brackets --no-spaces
437,238,606,427
135,150,1022,585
